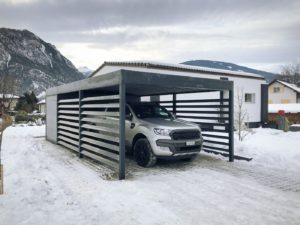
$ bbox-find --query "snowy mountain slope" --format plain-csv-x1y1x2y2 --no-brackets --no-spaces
77,66,93,77
0,28,84,95
182,60,279,83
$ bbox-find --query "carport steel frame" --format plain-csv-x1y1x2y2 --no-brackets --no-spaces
46,69,234,180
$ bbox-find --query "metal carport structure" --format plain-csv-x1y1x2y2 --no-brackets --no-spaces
46,69,234,180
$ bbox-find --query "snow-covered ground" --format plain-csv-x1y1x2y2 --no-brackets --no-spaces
0,126,300,225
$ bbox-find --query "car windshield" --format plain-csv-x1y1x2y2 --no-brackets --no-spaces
130,104,173,119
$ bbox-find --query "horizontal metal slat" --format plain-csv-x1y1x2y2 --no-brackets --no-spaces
203,139,229,146
158,99,230,104
202,145,229,152
81,117,119,126
58,115,79,121
201,133,229,139
81,137,119,152
58,135,79,146
81,130,119,142
58,125,79,133
58,104,79,109
175,105,229,109
58,120,79,127
58,98,79,103
81,124,119,134
81,143,119,161
177,115,229,121
81,95,119,102
58,110,79,115
201,128,228,133
58,130,79,139
198,122,228,127
176,110,229,114
81,150,119,169
81,111,119,117
81,103,119,109
58,140,79,152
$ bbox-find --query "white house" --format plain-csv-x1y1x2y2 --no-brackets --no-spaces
0,94,19,111
268,80,300,104
89,61,268,127
37,99,46,114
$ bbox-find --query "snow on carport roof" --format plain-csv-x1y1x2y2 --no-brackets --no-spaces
90,60,265,80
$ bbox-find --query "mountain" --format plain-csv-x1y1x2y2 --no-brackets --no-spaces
0,28,84,95
182,60,279,83
78,66,93,77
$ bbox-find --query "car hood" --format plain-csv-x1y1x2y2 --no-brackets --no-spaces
140,118,199,129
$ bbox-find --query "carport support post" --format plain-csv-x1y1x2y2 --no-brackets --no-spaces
118,76,126,180
229,89,234,162
78,90,83,158
172,94,177,116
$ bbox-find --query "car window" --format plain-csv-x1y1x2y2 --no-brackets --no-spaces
130,104,173,119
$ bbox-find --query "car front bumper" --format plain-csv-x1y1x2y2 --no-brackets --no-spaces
155,137,203,156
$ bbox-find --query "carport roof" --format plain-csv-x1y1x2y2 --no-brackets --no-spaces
47,69,233,96
90,61,265,80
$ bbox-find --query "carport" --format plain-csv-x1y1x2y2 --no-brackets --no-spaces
46,69,234,180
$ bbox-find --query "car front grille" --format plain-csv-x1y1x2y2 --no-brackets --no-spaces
171,130,200,140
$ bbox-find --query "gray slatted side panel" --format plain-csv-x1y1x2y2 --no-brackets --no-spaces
80,94,120,169
159,96,231,155
57,97,80,152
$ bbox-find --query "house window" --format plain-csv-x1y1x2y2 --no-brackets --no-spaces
273,87,280,93
245,93,255,103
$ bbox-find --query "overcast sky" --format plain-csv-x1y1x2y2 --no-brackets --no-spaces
0,0,299,72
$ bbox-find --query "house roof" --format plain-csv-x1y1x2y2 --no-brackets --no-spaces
269,80,300,94
90,61,265,80
0,94,19,99
37,99,46,104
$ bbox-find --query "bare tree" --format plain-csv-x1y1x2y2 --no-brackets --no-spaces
279,61,300,87
235,88,251,141
0,74,17,194
0,74,18,112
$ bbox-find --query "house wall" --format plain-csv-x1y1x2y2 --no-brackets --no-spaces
39,104,46,114
93,66,266,123
268,82,297,104
2,98,18,110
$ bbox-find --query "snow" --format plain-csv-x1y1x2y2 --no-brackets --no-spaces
6,54,11,68
269,103,300,113
40,44,53,68
235,127,300,172
37,99,46,104
0,94,19,99
0,126,300,225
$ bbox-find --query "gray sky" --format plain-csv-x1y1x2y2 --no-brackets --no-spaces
1,0,299,72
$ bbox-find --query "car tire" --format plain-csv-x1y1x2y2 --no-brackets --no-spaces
134,138,157,167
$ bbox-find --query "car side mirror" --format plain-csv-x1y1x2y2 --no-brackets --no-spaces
126,114,133,121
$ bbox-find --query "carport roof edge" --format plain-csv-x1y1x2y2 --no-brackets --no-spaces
46,69,233,96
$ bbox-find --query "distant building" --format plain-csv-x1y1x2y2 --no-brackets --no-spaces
268,80,300,104
37,99,46,114
0,94,19,111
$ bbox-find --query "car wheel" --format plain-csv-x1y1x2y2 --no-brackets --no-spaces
134,138,157,167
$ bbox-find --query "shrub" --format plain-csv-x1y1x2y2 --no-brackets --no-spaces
15,111,29,123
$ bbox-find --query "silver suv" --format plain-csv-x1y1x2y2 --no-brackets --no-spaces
125,102,203,167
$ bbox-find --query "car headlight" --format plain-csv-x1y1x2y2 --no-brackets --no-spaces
153,128,171,136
